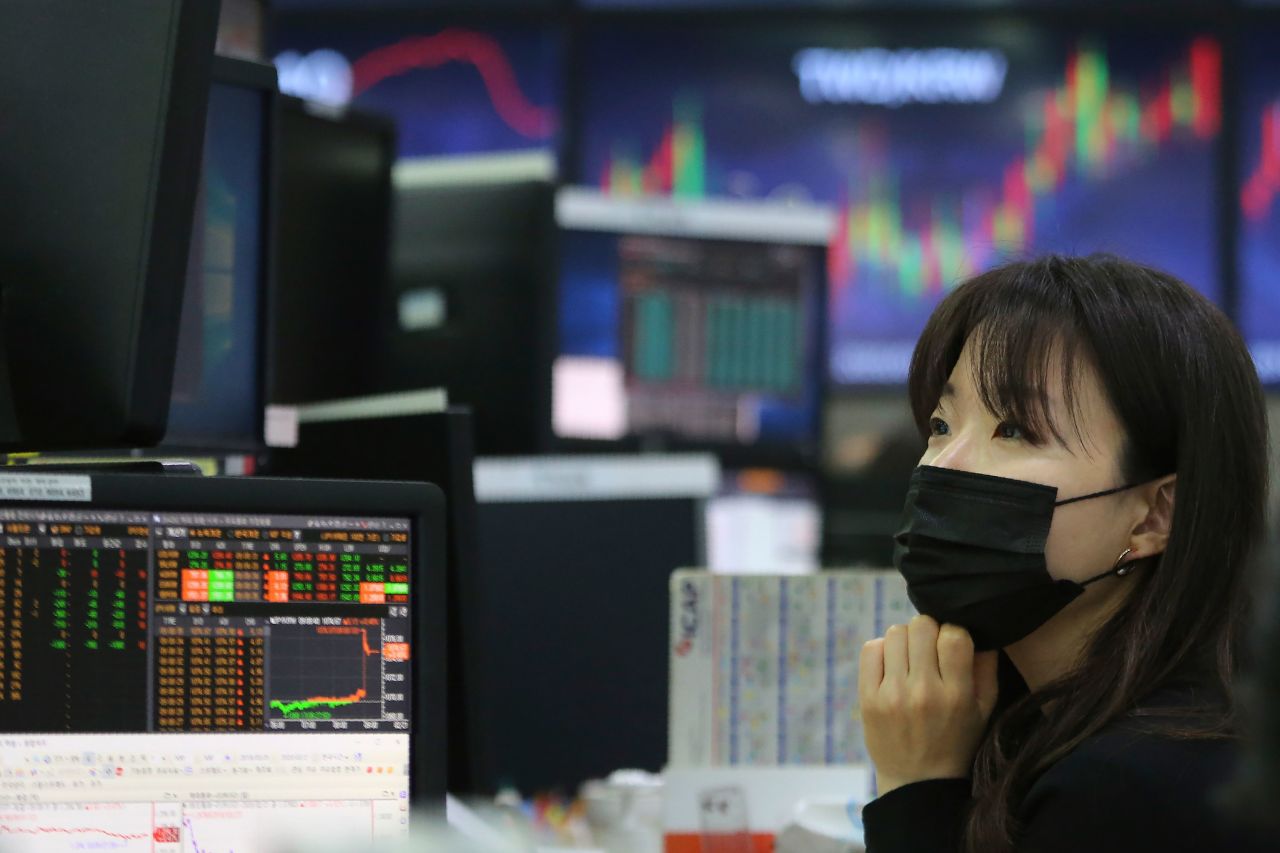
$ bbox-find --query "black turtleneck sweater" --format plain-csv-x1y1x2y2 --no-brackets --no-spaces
861,682,1278,852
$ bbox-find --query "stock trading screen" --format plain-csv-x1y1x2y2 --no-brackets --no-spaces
577,21,1222,384
0,508,412,735
555,229,824,448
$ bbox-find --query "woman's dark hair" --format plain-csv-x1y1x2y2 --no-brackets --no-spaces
907,254,1269,853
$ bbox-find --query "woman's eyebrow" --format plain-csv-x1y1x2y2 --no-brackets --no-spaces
940,382,956,399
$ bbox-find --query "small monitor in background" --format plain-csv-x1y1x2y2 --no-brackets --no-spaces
553,189,828,464
166,57,277,449
0,0,219,450
379,158,556,456
706,469,821,575
270,96,396,406
470,454,719,794
821,403,925,568
0,472,446,838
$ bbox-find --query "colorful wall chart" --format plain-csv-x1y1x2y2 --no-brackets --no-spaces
577,22,1221,384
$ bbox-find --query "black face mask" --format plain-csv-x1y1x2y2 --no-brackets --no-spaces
893,465,1139,651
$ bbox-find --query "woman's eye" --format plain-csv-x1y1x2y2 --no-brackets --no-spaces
928,417,950,437
995,422,1025,440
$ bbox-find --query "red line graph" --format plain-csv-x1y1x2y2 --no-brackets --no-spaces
351,28,557,139
0,824,148,841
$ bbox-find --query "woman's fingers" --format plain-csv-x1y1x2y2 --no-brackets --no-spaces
882,623,908,682
907,615,941,680
859,638,885,708
972,650,1000,718
936,623,975,686
861,621,999,791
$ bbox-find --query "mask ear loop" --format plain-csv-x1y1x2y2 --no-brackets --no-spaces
1054,483,1138,507
1080,548,1135,586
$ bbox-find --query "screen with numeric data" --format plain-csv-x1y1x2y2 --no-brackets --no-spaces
0,503,416,850
553,192,827,451
0,508,412,733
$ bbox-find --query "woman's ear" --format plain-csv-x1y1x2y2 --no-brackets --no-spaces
1129,474,1176,558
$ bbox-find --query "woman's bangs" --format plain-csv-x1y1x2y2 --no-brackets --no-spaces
910,265,1092,449
970,312,1087,448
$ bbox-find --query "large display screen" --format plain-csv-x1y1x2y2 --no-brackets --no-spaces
575,21,1223,384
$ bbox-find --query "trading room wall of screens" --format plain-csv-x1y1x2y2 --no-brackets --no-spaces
262,3,1280,401
270,17,561,159
573,21,1223,385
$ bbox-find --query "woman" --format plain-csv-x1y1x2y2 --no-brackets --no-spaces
859,255,1276,852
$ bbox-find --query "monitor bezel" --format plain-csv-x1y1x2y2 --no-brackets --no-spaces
162,56,280,453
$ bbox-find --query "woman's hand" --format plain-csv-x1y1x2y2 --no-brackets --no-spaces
859,615,1000,795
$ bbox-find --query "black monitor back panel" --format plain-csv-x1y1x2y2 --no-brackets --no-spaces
472,496,703,793
380,180,555,456
0,0,220,450
270,98,395,405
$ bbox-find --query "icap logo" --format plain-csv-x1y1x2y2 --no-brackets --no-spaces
274,49,354,108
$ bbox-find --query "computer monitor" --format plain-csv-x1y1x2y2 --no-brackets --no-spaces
0,472,445,843
706,469,821,574
269,97,395,406
553,189,828,464
820,400,924,567
166,57,278,449
380,167,555,456
573,19,1223,386
265,405,485,793
0,0,219,450
470,454,716,794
